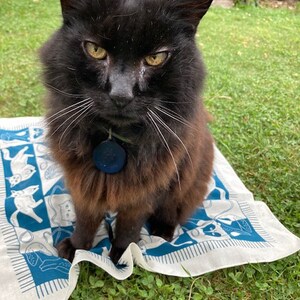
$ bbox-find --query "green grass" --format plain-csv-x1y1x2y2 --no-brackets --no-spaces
0,1,299,299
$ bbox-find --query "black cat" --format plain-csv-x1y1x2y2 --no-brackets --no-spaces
40,0,214,264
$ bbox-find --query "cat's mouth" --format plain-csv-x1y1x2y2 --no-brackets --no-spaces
93,99,144,126
104,112,139,126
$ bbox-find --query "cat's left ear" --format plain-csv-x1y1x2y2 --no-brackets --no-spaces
169,0,213,31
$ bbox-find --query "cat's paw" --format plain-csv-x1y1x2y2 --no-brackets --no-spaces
109,244,126,265
150,223,175,242
56,238,76,262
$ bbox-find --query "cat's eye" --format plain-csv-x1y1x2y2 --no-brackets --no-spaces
145,52,168,66
85,41,107,60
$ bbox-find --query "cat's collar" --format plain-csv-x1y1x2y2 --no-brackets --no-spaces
101,127,134,145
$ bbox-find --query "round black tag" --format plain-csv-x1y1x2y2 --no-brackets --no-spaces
93,139,126,174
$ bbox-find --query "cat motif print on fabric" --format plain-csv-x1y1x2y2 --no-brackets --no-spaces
9,186,43,227
3,146,36,187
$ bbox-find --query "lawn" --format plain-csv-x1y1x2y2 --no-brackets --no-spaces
0,1,299,299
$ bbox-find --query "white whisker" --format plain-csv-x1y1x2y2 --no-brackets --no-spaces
50,101,92,137
58,102,94,150
46,98,92,125
45,83,84,98
149,109,193,167
154,105,195,129
147,112,181,190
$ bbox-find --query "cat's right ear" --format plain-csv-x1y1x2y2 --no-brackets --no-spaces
60,0,73,13
60,0,76,24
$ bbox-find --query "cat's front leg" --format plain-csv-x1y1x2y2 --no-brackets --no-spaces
56,208,104,262
148,200,179,242
110,207,152,264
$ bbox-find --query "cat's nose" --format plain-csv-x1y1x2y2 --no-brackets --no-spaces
110,93,133,109
109,84,134,109
109,69,135,109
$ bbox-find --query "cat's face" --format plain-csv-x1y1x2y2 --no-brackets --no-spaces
42,0,212,127
8,174,21,187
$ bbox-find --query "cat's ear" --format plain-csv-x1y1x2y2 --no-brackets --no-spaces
60,0,79,25
60,0,74,13
169,0,213,31
60,0,79,22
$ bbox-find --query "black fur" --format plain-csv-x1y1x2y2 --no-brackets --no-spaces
40,0,213,264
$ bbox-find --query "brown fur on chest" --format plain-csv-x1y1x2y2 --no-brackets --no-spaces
48,106,213,219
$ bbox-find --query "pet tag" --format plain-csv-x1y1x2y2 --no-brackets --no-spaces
93,139,127,174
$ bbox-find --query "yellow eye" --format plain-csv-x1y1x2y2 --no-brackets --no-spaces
85,42,107,60
145,52,168,66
